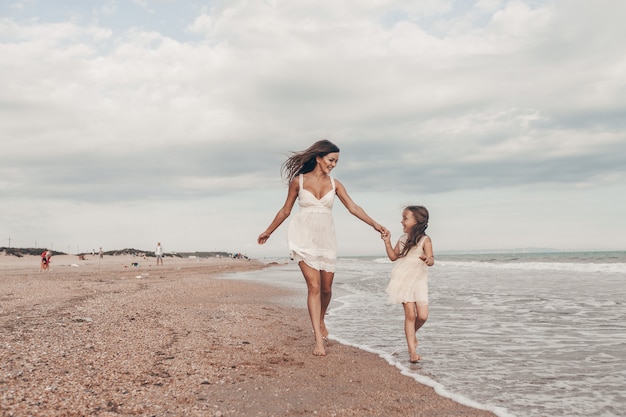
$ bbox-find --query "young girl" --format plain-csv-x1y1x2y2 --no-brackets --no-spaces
382,206,434,363
258,140,387,356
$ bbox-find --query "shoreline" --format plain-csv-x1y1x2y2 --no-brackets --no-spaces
0,255,495,416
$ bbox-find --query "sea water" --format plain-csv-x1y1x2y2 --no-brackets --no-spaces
224,252,626,417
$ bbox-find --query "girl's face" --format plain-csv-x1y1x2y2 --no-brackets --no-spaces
401,209,418,233
316,152,339,174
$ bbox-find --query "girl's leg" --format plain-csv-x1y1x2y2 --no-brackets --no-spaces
403,302,420,362
415,304,429,333
299,262,326,356
319,270,334,339
411,304,429,361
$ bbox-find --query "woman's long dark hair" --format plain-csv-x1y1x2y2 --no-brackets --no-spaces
281,140,340,183
399,206,429,258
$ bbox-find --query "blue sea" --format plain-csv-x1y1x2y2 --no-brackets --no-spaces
223,251,626,417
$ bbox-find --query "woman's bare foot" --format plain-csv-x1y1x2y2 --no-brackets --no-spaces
313,339,326,356
320,321,329,340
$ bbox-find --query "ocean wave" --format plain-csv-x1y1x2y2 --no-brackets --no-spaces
439,261,626,274
372,257,392,264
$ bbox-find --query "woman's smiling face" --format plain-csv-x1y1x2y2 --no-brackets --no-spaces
316,152,339,174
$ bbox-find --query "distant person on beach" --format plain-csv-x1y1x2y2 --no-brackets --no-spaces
258,140,387,356
40,249,51,271
155,242,164,266
99,247,104,259
382,205,434,363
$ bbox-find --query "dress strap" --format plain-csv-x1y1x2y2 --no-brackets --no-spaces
299,174,335,195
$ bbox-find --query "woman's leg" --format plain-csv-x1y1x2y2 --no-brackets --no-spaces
319,270,334,339
299,262,326,356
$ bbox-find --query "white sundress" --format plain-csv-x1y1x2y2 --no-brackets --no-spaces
386,235,429,305
287,174,337,272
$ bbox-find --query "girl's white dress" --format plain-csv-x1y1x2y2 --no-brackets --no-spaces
386,235,429,305
287,174,337,272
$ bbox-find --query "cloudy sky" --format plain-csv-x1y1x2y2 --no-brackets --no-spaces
1,0,624,258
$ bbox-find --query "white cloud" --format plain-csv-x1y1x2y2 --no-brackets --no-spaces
475,0,503,13
132,0,153,14
92,1,118,17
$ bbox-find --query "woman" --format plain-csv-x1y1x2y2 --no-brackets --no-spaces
258,140,387,356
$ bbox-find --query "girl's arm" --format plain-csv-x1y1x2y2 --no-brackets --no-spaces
382,232,401,261
419,237,435,266
335,179,387,234
257,178,299,244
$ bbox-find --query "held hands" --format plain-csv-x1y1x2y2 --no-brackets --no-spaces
380,229,396,261
375,224,389,236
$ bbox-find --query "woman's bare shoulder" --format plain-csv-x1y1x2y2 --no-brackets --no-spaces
288,176,300,190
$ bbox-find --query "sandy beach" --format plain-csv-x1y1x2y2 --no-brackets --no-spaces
0,253,495,416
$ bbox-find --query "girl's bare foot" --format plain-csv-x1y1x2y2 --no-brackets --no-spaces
409,352,422,363
409,335,421,362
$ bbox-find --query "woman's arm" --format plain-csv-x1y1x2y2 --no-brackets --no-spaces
335,179,386,234
257,178,299,245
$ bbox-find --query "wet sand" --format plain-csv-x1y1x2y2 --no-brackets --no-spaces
0,254,495,416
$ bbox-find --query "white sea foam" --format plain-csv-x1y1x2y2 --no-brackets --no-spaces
329,331,515,417
440,260,626,273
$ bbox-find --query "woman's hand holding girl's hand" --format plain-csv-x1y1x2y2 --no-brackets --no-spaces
374,223,388,235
